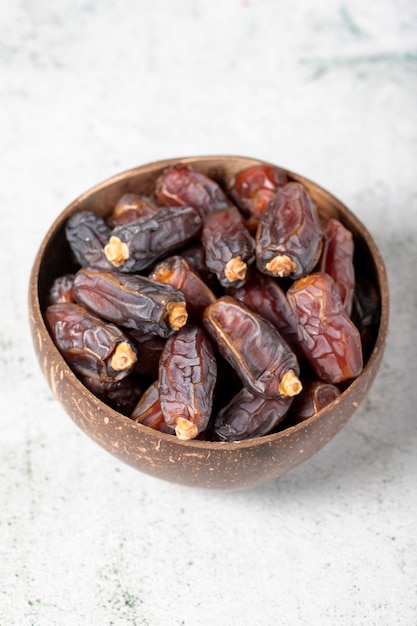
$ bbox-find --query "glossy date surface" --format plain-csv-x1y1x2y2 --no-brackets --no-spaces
203,296,301,399
287,272,363,383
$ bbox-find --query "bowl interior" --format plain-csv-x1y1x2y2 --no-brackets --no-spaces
29,156,389,489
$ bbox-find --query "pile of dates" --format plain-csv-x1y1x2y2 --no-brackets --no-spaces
45,162,379,442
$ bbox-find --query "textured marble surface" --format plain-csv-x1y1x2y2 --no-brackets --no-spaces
1,1,416,624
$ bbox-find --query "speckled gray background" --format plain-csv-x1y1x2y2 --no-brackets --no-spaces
1,1,417,624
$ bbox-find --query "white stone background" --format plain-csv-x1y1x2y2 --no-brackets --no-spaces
1,0,416,624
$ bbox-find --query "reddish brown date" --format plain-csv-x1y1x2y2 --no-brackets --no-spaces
81,373,143,416
227,270,298,349
104,205,202,272
287,272,363,383
155,163,230,218
318,218,355,316
288,380,341,426
47,274,76,305
159,325,217,440
212,386,293,442
131,381,175,434
45,303,137,382
201,205,255,287
65,211,114,270
108,193,158,227
256,182,323,279
230,164,288,218
149,256,216,322
203,296,302,399
73,269,188,337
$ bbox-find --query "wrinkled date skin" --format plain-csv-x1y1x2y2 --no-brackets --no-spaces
108,193,158,227
318,218,355,316
227,270,298,349
288,380,341,426
149,255,216,322
201,205,255,287
125,330,166,378
256,182,323,279
73,269,188,337
230,164,289,218
47,274,76,305
155,164,231,218
65,211,114,271
287,272,363,383
131,381,175,434
45,303,137,382
104,205,202,272
203,296,301,399
212,386,293,442
81,373,143,416
159,325,217,440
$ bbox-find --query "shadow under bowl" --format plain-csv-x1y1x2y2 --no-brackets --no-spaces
28,155,389,490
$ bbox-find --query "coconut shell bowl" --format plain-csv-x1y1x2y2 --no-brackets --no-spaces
28,156,389,490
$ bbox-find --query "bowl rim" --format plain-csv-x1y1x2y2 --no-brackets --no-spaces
29,154,389,451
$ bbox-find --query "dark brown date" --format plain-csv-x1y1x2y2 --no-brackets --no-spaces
287,380,341,426
81,373,143,416
180,245,220,292
203,296,302,399
47,274,76,305
73,269,188,337
131,381,175,434
104,205,202,272
287,272,363,383
256,182,323,279
108,193,158,227
125,330,166,378
45,303,137,382
155,163,230,218
65,211,114,270
212,386,293,441
159,325,217,440
230,164,288,218
227,269,298,349
351,273,381,362
318,218,355,316
201,205,255,287
149,256,216,322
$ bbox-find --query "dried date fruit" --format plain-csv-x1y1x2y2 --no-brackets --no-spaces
287,272,363,383
125,330,166,378
104,205,202,272
45,303,137,382
201,205,255,287
180,245,220,292
212,386,293,441
155,163,230,218
287,380,341,426
108,193,158,227
159,325,217,440
203,296,302,399
81,373,143,415
131,381,175,434
230,163,288,218
73,269,188,337
351,273,381,361
227,270,298,349
47,274,76,305
149,256,216,322
256,182,323,279
65,210,114,270
318,218,355,316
